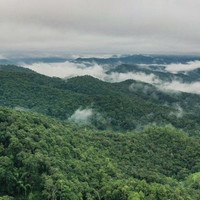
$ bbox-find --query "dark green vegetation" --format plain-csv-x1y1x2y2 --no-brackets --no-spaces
0,65,200,132
75,54,200,65
1,106,200,199
1,64,200,199
0,65,35,74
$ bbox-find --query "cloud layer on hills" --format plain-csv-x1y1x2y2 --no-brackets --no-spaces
165,60,200,73
24,61,200,95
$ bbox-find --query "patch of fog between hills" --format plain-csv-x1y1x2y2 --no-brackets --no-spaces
68,107,108,126
165,60,200,73
14,106,32,112
68,108,93,124
156,81,200,94
23,61,200,95
23,61,107,79
22,61,159,83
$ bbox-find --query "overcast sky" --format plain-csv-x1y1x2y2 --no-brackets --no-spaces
1,0,200,57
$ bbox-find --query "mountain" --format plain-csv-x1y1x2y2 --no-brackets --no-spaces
0,65,36,74
186,68,200,81
0,57,71,65
75,54,200,65
0,106,200,199
107,63,200,82
0,65,200,132
106,63,188,82
0,59,10,65
1,62,200,199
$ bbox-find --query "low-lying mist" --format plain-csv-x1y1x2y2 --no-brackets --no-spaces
23,61,200,95
68,108,93,124
165,60,200,73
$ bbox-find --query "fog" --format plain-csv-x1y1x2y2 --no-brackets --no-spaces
24,61,157,83
165,60,200,73
158,81,200,94
68,108,93,124
23,61,107,79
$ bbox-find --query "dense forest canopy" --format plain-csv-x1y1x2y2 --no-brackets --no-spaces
1,106,200,199
0,65,200,132
0,62,200,199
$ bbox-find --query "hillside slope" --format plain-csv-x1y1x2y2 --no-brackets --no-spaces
0,106,200,199
0,65,200,132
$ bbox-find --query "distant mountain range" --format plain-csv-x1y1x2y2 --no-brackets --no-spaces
1,54,200,65
75,54,200,65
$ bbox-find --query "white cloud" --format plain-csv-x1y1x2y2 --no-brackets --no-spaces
157,81,200,94
24,61,158,84
23,61,106,79
165,60,200,73
68,108,93,124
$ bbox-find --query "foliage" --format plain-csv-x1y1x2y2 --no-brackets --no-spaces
0,107,200,199
1,65,200,199
0,67,200,132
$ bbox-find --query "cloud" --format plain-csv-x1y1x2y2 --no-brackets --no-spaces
23,61,107,79
169,104,184,118
68,108,93,124
129,82,159,100
165,60,200,73
24,61,159,85
124,68,200,95
157,81,200,94
14,106,31,112
129,82,149,93
1,0,200,55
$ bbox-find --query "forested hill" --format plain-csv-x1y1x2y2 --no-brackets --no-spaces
0,106,200,199
0,65,200,132
0,64,200,199
0,65,36,74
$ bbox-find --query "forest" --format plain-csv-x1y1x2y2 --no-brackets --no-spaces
0,65,200,132
0,64,200,199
